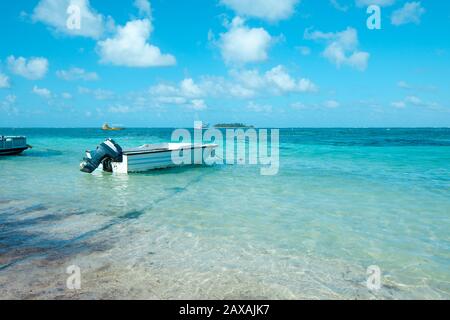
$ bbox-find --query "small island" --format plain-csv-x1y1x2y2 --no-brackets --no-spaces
214,123,254,128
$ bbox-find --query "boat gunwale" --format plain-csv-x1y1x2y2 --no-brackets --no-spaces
122,144,217,156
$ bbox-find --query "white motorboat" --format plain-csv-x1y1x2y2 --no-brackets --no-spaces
0,136,31,155
80,139,218,174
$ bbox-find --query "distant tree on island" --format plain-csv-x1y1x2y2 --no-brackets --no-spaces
214,123,254,128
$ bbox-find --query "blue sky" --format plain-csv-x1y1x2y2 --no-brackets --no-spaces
0,0,449,127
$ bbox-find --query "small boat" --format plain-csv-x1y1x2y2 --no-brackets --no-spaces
0,136,31,155
194,122,209,130
80,139,218,174
102,123,124,131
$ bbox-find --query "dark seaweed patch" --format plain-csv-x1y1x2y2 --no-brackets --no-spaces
120,210,146,220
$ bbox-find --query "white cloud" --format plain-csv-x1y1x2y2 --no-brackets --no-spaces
247,101,272,113
189,99,207,111
32,0,107,39
291,102,308,110
1,94,18,114
93,89,114,100
323,100,340,108
0,73,10,88
134,0,151,17
97,19,176,67
109,105,132,113
219,17,272,64
149,79,207,110
305,27,369,71
5,95,17,104
355,0,395,7
298,78,318,92
56,67,99,81
196,76,256,99
391,2,425,26
153,96,207,111
265,65,318,93
180,78,203,97
149,65,318,110
298,46,311,56
330,0,349,12
405,95,439,108
149,78,199,110
405,96,422,105
391,101,406,108
397,80,411,89
229,69,264,89
78,87,114,100
291,100,343,110
391,95,440,109
223,66,318,96
221,0,299,22
149,78,203,100
32,85,52,98
149,83,179,96
156,96,187,105
148,81,207,110
61,92,72,99
397,80,436,92
7,56,49,80
106,64,319,115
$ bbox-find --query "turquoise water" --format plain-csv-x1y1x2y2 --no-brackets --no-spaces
0,128,449,299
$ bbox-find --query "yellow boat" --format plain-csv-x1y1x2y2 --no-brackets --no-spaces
102,123,124,131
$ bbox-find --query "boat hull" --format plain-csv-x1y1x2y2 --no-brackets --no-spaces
0,147,28,155
111,144,217,174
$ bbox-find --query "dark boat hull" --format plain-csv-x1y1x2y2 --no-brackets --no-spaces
0,147,28,155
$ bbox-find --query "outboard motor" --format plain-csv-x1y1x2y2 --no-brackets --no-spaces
80,139,123,173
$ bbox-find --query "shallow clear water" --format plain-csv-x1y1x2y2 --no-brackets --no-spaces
0,128,449,299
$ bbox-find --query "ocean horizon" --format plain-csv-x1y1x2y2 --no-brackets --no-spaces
2,127,450,129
